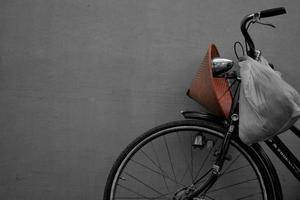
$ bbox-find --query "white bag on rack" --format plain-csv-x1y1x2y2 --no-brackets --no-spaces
239,56,300,145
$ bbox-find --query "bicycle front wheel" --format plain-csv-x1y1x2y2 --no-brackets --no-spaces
103,119,279,200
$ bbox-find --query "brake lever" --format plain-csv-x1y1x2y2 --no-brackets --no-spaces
255,21,276,28
252,12,276,28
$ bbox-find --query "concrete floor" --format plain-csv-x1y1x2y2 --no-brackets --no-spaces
0,0,299,199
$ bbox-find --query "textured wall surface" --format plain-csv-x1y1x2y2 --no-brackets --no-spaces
0,0,299,199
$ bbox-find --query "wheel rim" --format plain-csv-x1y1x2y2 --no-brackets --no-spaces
109,126,267,200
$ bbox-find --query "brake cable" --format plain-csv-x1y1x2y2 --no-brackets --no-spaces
234,41,245,60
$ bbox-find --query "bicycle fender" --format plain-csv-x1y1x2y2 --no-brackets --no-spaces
181,110,228,125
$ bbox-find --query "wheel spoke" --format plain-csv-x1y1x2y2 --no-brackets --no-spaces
207,178,258,193
116,184,154,199
140,149,163,172
194,140,218,180
222,164,251,176
205,195,216,200
150,142,170,192
130,159,185,187
179,165,189,183
153,191,177,199
163,135,178,184
124,172,164,196
116,185,174,199
221,153,241,175
235,192,261,200
176,132,194,182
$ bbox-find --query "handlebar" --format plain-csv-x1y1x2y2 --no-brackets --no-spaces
260,7,287,18
240,7,287,58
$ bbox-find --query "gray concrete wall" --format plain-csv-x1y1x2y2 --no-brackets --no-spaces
0,0,299,199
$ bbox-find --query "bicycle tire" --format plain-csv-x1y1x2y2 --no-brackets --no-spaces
103,119,281,200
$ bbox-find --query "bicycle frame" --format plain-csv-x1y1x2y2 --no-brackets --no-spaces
265,130,300,181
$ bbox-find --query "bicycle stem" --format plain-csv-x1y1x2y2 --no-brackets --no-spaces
241,13,256,58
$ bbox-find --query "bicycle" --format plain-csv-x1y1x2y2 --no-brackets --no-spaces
103,7,300,200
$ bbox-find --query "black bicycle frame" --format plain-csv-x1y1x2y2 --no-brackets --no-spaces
265,129,300,181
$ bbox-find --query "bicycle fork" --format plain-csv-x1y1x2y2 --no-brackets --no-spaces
187,114,239,199
184,78,241,200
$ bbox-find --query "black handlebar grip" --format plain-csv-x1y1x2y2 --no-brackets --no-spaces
260,7,287,18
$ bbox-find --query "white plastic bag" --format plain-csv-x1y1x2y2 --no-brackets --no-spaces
239,56,300,145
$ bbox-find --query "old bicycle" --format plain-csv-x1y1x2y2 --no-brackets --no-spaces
104,7,300,200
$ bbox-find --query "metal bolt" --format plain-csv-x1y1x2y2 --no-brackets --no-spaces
231,114,239,121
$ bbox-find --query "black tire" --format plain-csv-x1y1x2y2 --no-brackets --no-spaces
103,119,281,200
